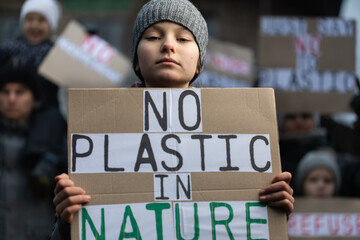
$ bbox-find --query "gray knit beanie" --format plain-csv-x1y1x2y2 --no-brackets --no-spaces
295,150,341,195
131,0,208,83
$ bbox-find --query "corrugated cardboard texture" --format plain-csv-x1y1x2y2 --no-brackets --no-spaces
258,18,355,70
205,38,255,83
275,91,354,113
289,197,360,240
39,20,130,88
68,88,288,239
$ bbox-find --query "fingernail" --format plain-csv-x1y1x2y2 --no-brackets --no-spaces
259,189,265,195
259,195,266,201
85,195,91,201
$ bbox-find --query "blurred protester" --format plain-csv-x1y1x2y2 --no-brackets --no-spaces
0,0,62,108
0,62,67,239
278,112,328,190
295,150,341,197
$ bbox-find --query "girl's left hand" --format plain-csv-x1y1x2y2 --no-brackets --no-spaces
259,171,294,216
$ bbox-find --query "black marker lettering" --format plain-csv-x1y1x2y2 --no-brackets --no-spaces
145,91,167,131
249,135,271,172
191,134,212,171
176,175,191,200
155,174,169,200
72,134,93,172
218,135,239,171
178,90,201,131
161,134,183,171
104,134,124,172
135,134,157,172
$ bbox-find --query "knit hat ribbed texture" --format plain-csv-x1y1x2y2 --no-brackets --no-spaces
20,0,62,33
295,150,341,195
131,0,208,82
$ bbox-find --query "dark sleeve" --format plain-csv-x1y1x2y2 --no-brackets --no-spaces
48,214,71,240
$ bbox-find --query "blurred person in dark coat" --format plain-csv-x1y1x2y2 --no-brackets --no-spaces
0,62,67,239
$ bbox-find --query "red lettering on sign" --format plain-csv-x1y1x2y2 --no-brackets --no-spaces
342,215,353,236
287,215,298,235
314,214,324,234
212,53,250,76
81,35,114,64
355,215,360,235
300,214,310,236
328,215,340,235
294,35,321,57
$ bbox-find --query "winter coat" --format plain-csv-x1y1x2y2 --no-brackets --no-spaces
0,106,67,240
0,36,59,107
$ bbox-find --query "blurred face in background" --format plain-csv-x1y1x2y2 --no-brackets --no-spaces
0,83,34,123
303,167,336,197
23,12,51,45
283,112,315,134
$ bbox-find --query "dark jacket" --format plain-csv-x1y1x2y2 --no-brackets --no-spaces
0,106,67,239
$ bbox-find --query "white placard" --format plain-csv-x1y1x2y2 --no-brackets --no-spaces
80,201,269,240
288,213,360,237
71,133,272,174
144,89,202,133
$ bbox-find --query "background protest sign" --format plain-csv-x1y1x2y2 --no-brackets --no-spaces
195,38,255,88
288,197,360,240
258,16,357,113
68,88,288,239
39,20,131,88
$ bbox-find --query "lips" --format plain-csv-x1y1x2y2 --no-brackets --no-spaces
157,57,179,65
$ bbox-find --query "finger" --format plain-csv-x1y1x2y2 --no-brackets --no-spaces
54,178,75,195
271,172,292,184
54,173,69,182
267,199,294,216
261,181,294,196
55,194,91,219
53,186,87,206
59,204,84,224
259,190,295,204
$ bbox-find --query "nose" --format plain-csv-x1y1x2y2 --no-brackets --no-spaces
8,92,17,103
161,36,175,53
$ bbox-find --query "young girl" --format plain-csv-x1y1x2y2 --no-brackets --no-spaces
50,0,294,238
296,150,341,197
0,0,62,108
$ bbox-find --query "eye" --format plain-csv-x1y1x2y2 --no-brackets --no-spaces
146,36,160,41
178,38,189,42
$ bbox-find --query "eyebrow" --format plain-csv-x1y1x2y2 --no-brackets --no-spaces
148,24,189,33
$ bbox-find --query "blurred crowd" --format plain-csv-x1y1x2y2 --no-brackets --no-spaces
0,0,359,239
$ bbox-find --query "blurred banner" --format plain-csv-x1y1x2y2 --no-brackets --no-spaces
288,197,360,240
258,16,357,113
39,20,131,88
195,37,255,88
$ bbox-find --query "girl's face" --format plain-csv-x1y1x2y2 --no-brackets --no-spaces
303,168,336,197
136,21,200,88
23,12,51,45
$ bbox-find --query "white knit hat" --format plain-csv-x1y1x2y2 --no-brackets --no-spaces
20,0,62,32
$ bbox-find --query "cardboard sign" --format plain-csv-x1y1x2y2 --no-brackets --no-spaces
39,20,131,88
288,197,360,240
68,88,287,239
258,16,357,113
195,38,255,88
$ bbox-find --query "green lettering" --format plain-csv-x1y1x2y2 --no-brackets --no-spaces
146,203,171,240
119,205,142,240
82,207,105,240
175,203,199,240
246,202,267,240
210,202,234,240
